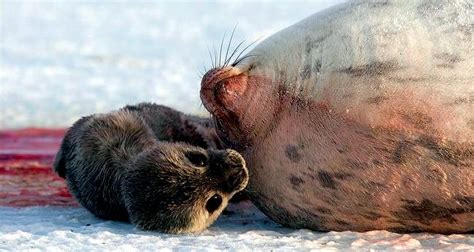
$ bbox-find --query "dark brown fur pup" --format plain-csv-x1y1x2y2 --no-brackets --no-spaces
53,103,248,233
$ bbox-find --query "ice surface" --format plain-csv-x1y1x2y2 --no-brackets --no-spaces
1,202,472,251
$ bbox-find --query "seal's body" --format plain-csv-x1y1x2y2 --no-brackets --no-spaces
200,0,473,233
53,103,248,233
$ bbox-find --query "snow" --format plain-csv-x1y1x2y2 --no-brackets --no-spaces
1,202,472,251
0,1,473,250
0,0,344,129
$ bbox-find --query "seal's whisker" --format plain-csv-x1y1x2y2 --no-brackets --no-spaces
207,45,215,69
224,25,237,69
218,32,226,68
197,64,206,78
213,44,218,69
232,54,258,67
224,40,246,67
231,38,261,66
202,64,208,76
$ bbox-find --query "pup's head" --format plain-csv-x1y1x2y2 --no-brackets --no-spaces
121,143,248,233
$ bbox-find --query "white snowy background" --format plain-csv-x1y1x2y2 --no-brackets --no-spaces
0,1,473,250
1,202,473,251
0,0,346,129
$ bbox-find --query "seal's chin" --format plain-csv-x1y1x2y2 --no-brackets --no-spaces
200,66,249,148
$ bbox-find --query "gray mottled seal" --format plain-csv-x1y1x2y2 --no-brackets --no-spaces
53,103,249,233
200,0,473,233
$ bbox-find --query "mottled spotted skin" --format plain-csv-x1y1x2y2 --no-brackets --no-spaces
201,0,473,233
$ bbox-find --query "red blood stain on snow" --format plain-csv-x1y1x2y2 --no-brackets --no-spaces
0,128,78,207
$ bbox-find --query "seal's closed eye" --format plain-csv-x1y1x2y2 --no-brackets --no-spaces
186,151,208,167
206,194,222,214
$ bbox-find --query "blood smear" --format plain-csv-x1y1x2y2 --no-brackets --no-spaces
0,128,78,207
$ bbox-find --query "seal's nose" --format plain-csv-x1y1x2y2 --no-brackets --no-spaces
201,67,240,91
221,149,248,192
200,66,248,114
225,166,248,192
208,149,249,193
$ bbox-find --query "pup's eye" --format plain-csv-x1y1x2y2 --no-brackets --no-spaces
186,152,208,167
206,194,222,214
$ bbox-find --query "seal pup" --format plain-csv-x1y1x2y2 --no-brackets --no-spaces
200,0,473,233
53,103,249,233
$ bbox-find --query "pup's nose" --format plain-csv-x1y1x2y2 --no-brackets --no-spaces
224,149,245,167
222,149,248,192
225,166,248,192
209,149,248,193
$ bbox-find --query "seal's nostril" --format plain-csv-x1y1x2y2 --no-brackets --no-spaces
200,66,248,118
225,149,245,165
225,168,246,191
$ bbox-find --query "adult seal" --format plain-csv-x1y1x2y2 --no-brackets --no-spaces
200,0,473,233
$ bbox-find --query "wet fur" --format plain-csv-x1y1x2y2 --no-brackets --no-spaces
53,103,248,233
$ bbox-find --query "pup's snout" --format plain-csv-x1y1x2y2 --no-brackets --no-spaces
209,149,249,193
224,149,245,167
225,167,248,192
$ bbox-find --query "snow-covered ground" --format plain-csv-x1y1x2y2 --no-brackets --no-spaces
0,1,473,251
1,202,473,251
